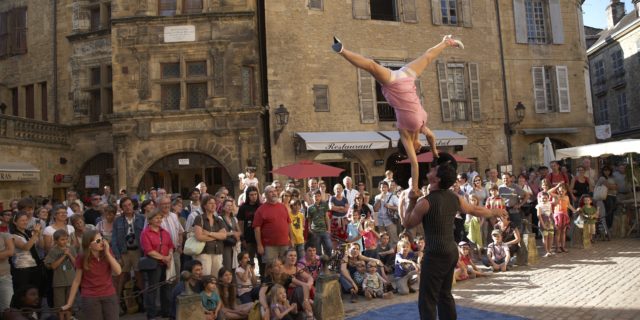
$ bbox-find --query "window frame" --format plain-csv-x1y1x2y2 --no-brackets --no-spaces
616,92,628,130
597,97,609,125
441,0,459,25
158,0,178,16
370,0,399,22
375,61,404,122
524,0,549,44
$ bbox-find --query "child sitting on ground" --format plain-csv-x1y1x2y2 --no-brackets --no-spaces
394,240,419,295
484,229,510,272
269,284,297,320
201,275,222,320
363,261,393,300
351,261,367,294
455,241,488,281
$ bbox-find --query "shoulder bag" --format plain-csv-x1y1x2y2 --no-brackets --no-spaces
184,216,206,256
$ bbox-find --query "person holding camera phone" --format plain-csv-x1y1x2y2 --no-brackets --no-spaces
374,181,400,246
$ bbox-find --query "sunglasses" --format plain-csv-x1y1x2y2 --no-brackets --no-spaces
92,238,104,244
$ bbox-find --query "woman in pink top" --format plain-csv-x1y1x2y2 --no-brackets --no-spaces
62,229,121,319
333,35,463,192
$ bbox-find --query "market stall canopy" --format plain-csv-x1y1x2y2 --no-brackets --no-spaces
0,162,41,181
555,139,640,159
399,152,475,164
271,160,345,179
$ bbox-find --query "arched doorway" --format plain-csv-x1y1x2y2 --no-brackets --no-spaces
76,153,114,200
138,152,233,198
526,138,571,169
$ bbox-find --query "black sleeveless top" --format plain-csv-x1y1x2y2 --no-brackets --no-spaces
423,190,460,256
573,178,590,198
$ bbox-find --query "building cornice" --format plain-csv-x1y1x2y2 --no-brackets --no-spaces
111,11,255,25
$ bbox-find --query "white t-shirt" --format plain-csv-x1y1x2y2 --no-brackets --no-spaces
43,225,76,238
235,265,254,296
242,177,259,189
12,234,38,269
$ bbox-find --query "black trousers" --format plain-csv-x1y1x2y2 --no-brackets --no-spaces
418,251,459,320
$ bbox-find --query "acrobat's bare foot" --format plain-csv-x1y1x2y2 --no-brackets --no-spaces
332,36,343,53
443,35,464,49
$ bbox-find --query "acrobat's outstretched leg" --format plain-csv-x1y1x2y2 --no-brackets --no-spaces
332,37,393,85
405,35,463,77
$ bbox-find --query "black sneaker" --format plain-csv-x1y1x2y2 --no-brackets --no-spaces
332,36,343,53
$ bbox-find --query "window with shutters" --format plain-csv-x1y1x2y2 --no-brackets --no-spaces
532,65,570,113
41,82,48,121
611,50,624,78
616,92,628,131
371,0,399,21
352,162,366,186
308,0,323,10
85,64,113,121
437,61,481,122
11,88,18,116
447,64,467,120
441,0,458,25
593,60,606,95
431,0,472,27
25,85,34,119
313,85,329,112
0,7,28,56
183,0,203,14
375,62,403,122
596,98,608,125
525,0,548,44
160,60,211,110
159,0,177,16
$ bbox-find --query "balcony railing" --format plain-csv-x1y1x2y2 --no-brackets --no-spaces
0,115,70,145
378,103,397,121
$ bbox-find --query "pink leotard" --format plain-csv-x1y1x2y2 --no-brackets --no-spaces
381,77,428,131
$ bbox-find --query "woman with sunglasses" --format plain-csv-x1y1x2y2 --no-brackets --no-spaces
61,229,121,319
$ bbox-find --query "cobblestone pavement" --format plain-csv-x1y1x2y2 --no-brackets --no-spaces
124,238,640,319
348,238,640,320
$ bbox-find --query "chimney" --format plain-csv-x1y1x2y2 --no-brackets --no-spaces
634,0,640,17
607,0,626,29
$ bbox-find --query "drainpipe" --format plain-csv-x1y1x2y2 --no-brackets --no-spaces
52,0,59,123
495,0,513,164
257,0,273,181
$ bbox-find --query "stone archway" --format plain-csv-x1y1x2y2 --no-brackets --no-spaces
75,152,114,199
128,140,240,196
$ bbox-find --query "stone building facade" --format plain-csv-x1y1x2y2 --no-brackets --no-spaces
264,0,595,189
0,0,265,205
588,0,640,140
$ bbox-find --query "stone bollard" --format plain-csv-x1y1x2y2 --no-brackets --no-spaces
176,271,206,320
313,255,344,320
522,232,537,265
571,225,584,249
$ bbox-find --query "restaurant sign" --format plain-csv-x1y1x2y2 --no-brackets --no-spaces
0,171,40,181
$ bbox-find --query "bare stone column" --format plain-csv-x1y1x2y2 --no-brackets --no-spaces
313,256,344,320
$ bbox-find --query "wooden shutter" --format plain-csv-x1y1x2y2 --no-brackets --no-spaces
513,0,527,44
556,66,570,112
468,63,481,121
431,0,442,25
549,0,564,44
436,62,452,122
308,0,323,10
584,68,593,114
460,0,472,27
13,7,27,54
0,12,7,56
358,68,377,123
352,0,371,20
313,85,329,112
532,66,547,113
402,0,418,23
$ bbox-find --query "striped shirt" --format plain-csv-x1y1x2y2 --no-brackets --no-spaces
423,190,460,256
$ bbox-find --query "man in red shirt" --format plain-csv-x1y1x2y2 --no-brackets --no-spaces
546,161,569,187
253,185,293,265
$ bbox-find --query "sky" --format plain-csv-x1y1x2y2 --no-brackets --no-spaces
582,0,635,29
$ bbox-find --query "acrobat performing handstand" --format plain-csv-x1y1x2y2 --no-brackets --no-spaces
332,35,463,192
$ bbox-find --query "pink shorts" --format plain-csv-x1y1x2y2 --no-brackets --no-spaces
553,213,570,230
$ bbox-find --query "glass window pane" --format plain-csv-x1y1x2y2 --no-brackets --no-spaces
161,84,181,110
162,62,180,79
183,0,203,14
187,61,206,77
187,82,207,109
159,0,177,16
91,67,101,86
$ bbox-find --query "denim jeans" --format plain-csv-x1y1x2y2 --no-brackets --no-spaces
311,231,333,257
144,265,172,318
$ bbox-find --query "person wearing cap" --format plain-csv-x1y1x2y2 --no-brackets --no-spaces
483,230,510,272
402,152,507,320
